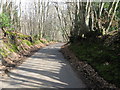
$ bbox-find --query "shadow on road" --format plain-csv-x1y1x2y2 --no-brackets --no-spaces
1,43,86,88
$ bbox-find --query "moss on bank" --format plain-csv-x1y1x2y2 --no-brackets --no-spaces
0,31,50,67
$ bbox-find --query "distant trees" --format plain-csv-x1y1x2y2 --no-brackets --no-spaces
0,0,119,42
0,0,65,42
18,0,66,42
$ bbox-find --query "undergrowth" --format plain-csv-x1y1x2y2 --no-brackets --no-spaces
22,40,33,46
0,31,49,59
69,40,120,88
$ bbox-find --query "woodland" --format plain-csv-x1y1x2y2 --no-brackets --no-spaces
0,0,120,88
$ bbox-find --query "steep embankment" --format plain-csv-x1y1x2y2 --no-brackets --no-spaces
61,31,120,89
0,31,54,75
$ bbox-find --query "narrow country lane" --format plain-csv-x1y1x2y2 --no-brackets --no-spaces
0,43,86,88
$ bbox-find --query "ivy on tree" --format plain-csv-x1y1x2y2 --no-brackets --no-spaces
0,13,11,37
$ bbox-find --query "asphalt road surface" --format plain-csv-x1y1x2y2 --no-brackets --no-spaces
0,43,86,88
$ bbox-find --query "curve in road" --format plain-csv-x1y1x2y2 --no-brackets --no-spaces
0,43,86,88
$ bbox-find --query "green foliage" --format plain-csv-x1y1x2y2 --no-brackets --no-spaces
0,48,9,57
104,2,111,10
6,30,16,36
18,33,30,39
5,42,19,52
69,41,120,87
9,28,15,31
22,40,32,46
40,39,47,44
95,63,120,85
33,34,39,40
44,36,51,42
0,13,11,28
34,40,41,45
0,48,5,57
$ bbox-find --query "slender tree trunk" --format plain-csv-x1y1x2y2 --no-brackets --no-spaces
108,0,116,17
85,2,91,28
1,27,7,37
0,0,3,14
105,0,119,33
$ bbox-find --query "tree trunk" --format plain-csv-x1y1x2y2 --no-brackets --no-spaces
0,0,3,14
105,0,119,33
1,27,7,37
